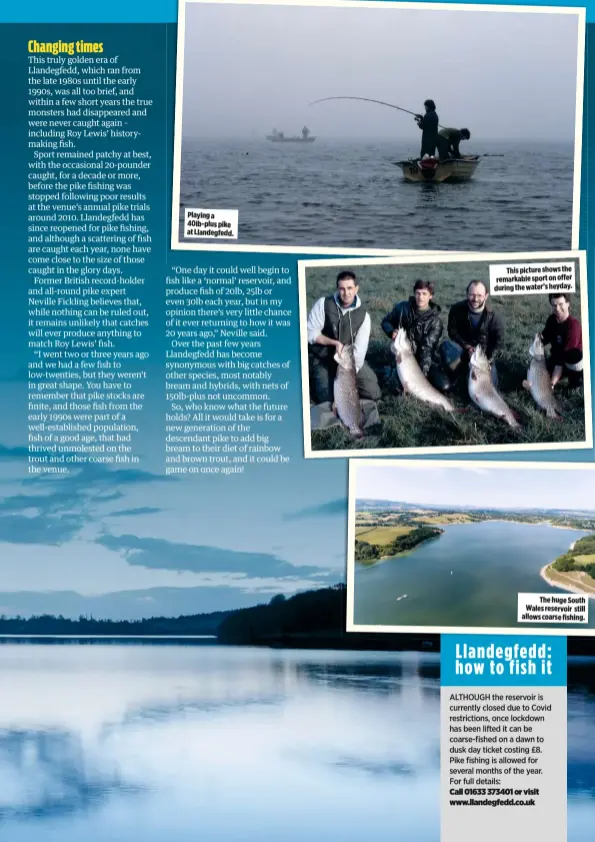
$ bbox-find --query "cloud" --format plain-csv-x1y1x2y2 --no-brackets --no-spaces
96,532,325,579
0,445,29,461
105,507,163,518
283,498,346,520
22,463,175,490
0,455,176,547
0,514,85,546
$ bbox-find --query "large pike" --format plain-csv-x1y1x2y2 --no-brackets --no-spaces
333,345,365,438
523,333,561,419
468,346,520,429
391,328,454,411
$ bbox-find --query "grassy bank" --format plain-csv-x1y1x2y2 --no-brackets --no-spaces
305,260,585,450
355,525,444,564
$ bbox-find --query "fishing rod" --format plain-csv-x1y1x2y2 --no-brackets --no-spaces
309,96,418,117
309,97,504,156
309,96,446,128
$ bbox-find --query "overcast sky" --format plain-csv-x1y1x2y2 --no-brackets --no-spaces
355,464,595,510
181,1,580,140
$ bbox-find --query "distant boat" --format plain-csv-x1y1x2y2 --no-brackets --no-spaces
394,155,480,183
266,128,316,143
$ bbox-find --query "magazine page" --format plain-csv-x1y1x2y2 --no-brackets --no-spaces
0,0,593,839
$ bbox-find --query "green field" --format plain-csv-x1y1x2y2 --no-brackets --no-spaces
418,513,473,524
305,260,585,451
573,553,595,567
354,525,414,545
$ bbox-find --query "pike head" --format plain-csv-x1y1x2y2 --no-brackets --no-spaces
529,333,545,360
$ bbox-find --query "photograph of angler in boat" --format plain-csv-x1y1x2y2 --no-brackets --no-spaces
298,251,592,457
171,0,584,254
347,460,595,636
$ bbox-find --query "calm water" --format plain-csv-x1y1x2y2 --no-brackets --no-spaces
354,521,595,630
0,646,593,841
179,139,574,251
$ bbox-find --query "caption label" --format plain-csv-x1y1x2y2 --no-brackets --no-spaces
518,592,588,624
489,262,575,295
184,208,238,239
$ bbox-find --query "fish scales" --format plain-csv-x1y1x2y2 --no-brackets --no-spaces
525,334,561,418
391,329,454,411
334,346,364,437
468,346,520,428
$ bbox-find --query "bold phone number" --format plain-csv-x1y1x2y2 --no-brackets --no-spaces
449,789,539,796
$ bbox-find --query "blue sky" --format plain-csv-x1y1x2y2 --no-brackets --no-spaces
0,445,349,619
355,463,595,510
183,3,579,142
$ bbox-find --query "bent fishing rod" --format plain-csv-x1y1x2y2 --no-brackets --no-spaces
309,96,446,128
307,97,499,155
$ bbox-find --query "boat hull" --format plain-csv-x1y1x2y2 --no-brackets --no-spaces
266,136,316,143
396,156,480,183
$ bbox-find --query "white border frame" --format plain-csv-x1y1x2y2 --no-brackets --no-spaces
170,0,585,254
347,459,595,637
298,249,592,457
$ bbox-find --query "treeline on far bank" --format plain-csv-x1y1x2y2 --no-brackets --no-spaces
0,611,228,636
552,534,595,579
2,584,594,656
0,586,437,651
355,526,444,563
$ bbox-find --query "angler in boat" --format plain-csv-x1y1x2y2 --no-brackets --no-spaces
308,95,479,181
414,99,439,158
436,126,471,160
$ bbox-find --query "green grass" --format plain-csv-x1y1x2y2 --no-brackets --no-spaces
306,260,585,450
355,526,414,545
573,553,595,567
418,513,473,524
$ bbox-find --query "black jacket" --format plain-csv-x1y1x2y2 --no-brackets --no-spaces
417,110,439,150
447,300,504,360
381,297,443,374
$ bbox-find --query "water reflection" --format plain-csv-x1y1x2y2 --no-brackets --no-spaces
0,646,591,842
0,728,143,821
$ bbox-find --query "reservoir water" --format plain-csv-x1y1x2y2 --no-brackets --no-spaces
179,139,574,251
0,645,593,841
354,521,594,630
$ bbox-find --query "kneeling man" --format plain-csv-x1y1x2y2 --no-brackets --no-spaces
307,270,381,404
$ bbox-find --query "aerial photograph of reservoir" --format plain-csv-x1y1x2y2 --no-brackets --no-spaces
349,462,595,634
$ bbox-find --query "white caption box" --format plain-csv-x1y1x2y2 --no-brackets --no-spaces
184,207,238,239
489,262,575,295
518,592,588,624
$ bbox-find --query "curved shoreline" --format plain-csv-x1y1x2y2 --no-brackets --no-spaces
540,562,595,600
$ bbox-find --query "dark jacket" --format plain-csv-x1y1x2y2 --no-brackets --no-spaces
438,127,463,158
447,300,504,360
382,297,443,374
417,110,439,155
542,314,582,367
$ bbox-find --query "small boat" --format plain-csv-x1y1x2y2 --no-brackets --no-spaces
395,155,480,183
266,134,316,143
266,128,316,143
